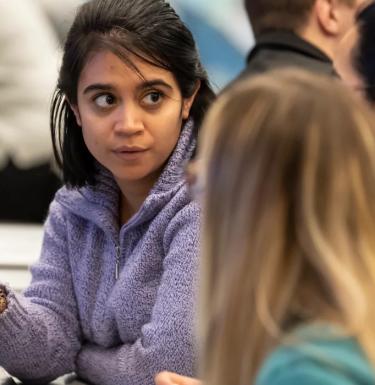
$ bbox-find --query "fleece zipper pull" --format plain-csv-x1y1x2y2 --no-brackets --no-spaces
115,245,120,280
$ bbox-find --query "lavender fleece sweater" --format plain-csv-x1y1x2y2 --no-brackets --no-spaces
0,121,200,385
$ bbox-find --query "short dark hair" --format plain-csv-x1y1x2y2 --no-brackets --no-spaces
244,0,355,38
355,1,375,103
51,0,215,187
244,0,315,37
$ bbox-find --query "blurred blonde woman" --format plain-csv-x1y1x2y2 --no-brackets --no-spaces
156,69,375,385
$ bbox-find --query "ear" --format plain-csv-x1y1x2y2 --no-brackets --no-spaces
315,0,340,36
69,101,82,127
182,80,201,120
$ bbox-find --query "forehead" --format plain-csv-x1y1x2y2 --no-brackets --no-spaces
78,50,177,87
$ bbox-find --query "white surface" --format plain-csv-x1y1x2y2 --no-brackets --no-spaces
0,223,43,265
0,269,33,292
0,223,43,290
0,366,89,384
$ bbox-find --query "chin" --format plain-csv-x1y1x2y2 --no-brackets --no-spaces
112,169,155,184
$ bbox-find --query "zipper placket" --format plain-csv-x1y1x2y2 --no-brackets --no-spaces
114,207,144,281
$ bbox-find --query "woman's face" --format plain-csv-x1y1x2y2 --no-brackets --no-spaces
335,26,365,95
72,50,197,191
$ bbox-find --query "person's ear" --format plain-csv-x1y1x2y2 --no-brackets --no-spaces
182,80,201,120
315,0,340,36
68,101,82,127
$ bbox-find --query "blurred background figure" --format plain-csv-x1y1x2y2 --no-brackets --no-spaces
0,0,84,223
335,0,375,104
0,0,61,223
232,0,364,85
156,69,375,385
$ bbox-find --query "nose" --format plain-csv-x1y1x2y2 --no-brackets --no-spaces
113,102,144,136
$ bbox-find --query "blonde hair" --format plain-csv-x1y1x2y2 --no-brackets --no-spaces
199,69,375,385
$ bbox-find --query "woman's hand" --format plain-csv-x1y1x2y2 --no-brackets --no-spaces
155,371,202,385
0,285,7,313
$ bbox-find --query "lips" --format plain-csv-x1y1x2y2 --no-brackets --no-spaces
112,146,148,161
114,145,147,152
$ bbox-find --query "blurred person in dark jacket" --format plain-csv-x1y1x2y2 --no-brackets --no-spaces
232,0,365,85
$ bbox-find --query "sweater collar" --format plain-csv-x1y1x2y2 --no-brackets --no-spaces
248,31,334,68
56,119,196,233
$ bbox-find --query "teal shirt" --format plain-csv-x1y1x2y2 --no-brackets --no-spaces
256,326,375,385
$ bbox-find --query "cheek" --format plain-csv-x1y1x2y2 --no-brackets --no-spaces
151,115,182,158
165,124,182,151
79,107,103,145
151,100,183,131
80,119,103,158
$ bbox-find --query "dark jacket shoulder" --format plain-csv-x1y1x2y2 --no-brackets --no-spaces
225,31,337,93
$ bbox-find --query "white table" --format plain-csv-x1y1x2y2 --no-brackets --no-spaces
0,223,43,291
0,367,89,384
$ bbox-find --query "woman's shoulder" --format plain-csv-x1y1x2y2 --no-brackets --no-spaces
165,185,200,222
45,183,107,231
162,194,200,242
52,172,118,214
256,325,375,385
51,184,87,212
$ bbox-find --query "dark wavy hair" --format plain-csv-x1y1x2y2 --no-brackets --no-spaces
355,1,375,103
51,0,215,187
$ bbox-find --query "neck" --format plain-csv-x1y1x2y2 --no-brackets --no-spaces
297,26,334,60
117,170,160,225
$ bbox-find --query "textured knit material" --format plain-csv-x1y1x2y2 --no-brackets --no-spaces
0,120,200,385
256,325,375,385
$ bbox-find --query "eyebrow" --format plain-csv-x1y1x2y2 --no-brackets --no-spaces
83,84,113,95
83,79,173,95
137,79,173,92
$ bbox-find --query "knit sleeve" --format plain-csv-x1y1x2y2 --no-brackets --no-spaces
76,202,200,385
0,200,82,383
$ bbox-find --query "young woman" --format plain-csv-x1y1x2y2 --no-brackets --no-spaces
156,69,375,385
335,0,375,104
0,0,215,384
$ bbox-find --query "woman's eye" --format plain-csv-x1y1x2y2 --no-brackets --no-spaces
143,91,163,106
94,94,116,108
